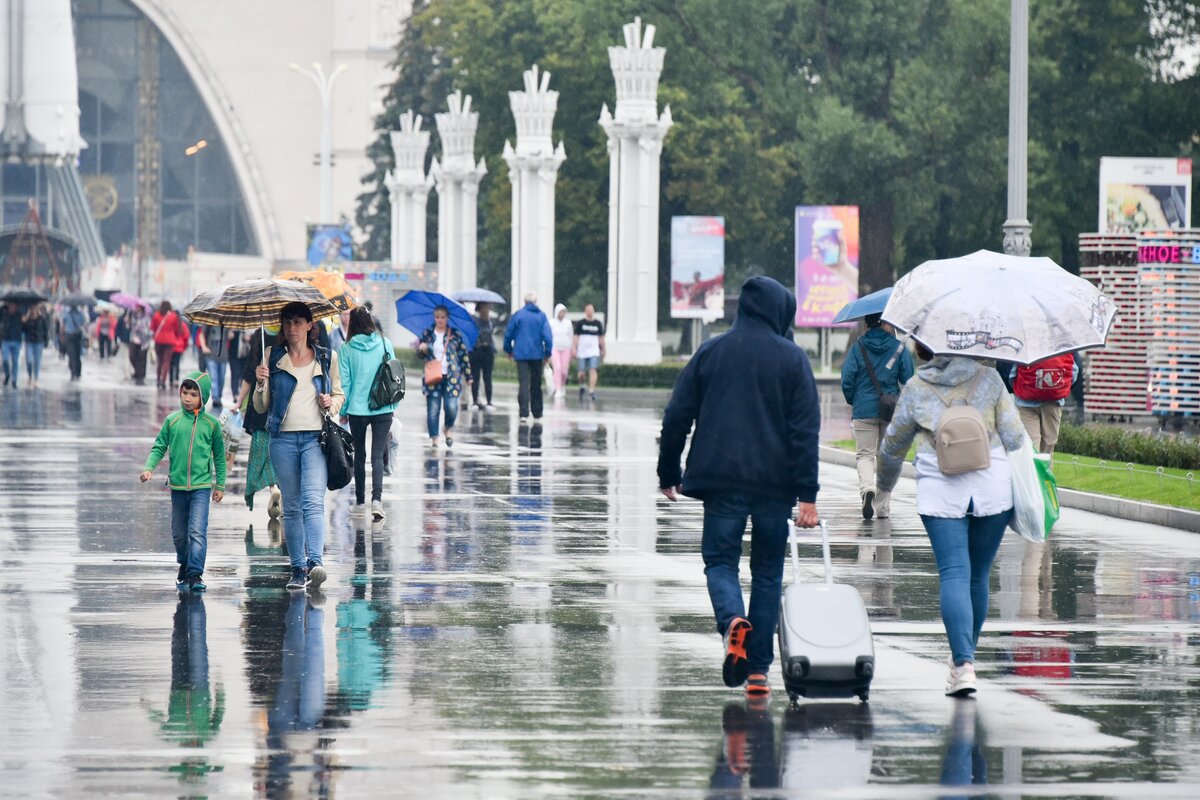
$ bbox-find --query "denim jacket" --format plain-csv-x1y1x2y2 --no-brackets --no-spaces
253,345,344,435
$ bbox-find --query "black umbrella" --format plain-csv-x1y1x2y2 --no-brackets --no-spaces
1,288,48,304
59,293,97,307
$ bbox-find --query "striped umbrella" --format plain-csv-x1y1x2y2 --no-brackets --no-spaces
182,278,340,361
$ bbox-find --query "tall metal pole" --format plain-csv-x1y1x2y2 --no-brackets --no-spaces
1002,0,1032,256
289,62,347,224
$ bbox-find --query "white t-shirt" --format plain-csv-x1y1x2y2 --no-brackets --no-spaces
280,358,322,432
574,318,604,359
433,330,447,366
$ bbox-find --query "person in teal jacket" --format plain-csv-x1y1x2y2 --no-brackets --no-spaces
338,307,399,520
141,371,226,591
840,314,914,520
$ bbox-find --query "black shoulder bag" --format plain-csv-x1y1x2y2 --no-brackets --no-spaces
368,344,406,410
316,348,354,491
858,340,899,423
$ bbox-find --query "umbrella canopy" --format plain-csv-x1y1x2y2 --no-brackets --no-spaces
0,287,48,305
94,300,122,316
395,290,478,350
451,287,506,306
832,287,893,325
882,250,1117,366
276,269,359,311
182,278,340,330
59,293,97,307
109,292,153,313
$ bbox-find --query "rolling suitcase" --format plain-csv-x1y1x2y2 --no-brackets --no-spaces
778,520,874,703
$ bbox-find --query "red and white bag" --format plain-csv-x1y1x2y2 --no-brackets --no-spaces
1013,354,1074,402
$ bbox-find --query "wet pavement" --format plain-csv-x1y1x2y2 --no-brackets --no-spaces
3,352,1199,798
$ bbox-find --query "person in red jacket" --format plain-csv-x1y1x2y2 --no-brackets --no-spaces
152,301,185,390
1010,353,1078,454
94,309,118,360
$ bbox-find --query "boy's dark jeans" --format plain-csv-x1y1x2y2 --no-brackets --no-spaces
701,490,793,673
171,488,211,579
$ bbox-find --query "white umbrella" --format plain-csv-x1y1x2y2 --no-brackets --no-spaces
882,250,1116,366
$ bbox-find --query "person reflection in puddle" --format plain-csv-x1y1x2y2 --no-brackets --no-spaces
939,701,987,798
144,595,224,781
708,702,778,794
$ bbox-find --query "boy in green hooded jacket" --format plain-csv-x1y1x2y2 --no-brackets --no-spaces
141,371,226,592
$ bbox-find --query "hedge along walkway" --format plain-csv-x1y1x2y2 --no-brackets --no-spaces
828,440,1200,512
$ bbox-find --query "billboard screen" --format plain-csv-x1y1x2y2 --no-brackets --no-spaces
795,205,859,327
306,223,355,266
670,216,725,320
1099,157,1192,234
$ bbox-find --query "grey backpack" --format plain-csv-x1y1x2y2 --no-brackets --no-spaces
927,369,991,475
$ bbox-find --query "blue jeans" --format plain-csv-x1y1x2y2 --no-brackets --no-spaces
205,358,226,404
701,490,793,673
171,489,211,578
426,388,459,438
270,431,327,570
2,340,20,385
25,342,43,380
921,509,1011,664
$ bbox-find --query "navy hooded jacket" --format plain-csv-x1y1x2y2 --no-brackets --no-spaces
657,276,821,504
840,326,914,420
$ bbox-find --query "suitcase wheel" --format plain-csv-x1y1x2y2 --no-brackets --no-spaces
856,688,869,703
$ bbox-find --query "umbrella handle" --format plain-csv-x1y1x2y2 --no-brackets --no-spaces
257,326,267,389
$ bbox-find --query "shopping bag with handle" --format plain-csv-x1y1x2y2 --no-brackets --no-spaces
1009,436,1059,543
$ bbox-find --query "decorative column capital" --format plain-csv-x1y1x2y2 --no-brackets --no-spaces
509,65,564,158
436,90,482,173
1002,220,1032,257
607,17,667,125
389,109,431,190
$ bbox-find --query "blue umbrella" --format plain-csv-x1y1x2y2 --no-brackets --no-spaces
832,287,893,325
395,290,478,349
451,287,506,305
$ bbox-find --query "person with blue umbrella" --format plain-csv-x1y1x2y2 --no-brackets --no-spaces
416,304,472,449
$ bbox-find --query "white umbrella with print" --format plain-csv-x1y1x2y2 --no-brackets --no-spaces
881,250,1116,366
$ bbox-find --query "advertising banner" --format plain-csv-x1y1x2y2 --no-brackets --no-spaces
795,205,859,327
306,223,355,266
1098,157,1192,234
670,216,725,320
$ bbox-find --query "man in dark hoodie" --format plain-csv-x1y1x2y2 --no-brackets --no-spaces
658,276,821,700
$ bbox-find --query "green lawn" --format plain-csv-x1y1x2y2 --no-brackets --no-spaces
827,440,1200,511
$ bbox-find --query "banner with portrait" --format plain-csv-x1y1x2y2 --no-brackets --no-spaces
670,216,725,320
306,223,355,266
795,206,859,327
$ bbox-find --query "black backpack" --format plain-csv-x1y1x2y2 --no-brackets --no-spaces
368,344,406,410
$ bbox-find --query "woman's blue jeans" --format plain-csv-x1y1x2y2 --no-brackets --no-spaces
171,488,211,578
920,509,1011,664
24,342,43,380
701,490,793,673
2,340,20,385
270,431,327,570
426,387,459,438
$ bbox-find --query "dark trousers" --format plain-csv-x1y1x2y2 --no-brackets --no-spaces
98,336,115,359
349,413,392,505
156,343,174,386
471,347,494,405
66,332,83,378
516,359,544,419
129,344,148,382
701,490,793,673
170,351,182,385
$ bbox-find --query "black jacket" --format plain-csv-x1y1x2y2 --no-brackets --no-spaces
657,276,821,504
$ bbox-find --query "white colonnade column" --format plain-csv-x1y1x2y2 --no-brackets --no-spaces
387,110,433,266
600,17,673,364
433,91,487,295
503,65,566,311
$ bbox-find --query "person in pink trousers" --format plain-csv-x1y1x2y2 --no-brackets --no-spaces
550,303,574,398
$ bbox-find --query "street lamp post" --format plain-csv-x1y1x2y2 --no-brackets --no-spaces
288,62,347,224
1002,0,1032,257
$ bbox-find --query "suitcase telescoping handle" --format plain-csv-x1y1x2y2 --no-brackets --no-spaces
788,519,833,586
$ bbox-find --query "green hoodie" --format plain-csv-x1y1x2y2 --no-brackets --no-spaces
144,371,227,491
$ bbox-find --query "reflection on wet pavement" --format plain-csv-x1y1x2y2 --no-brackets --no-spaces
2,357,1199,797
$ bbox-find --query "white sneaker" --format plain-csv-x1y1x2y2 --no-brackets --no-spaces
945,658,977,697
306,565,327,590
352,503,367,516
267,486,282,519
371,501,385,521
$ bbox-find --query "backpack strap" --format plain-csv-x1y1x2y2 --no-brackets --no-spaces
858,340,886,398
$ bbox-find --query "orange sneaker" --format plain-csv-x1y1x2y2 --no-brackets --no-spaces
722,617,753,687
745,673,771,699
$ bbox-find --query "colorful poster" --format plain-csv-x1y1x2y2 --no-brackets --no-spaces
670,216,726,320
306,223,355,266
1099,157,1192,234
795,205,859,327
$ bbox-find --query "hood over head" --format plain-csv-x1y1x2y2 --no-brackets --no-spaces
857,325,902,355
917,355,986,387
736,276,796,337
553,303,567,318
347,330,384,351
179,370,211,412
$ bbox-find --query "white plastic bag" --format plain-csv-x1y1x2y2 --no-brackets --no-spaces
1008,435,1047,543
219,408,244,441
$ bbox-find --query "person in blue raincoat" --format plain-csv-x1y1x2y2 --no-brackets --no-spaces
840,314,914,520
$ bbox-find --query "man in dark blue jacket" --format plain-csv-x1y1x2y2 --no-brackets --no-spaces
658,276,821,700
503,292,553,423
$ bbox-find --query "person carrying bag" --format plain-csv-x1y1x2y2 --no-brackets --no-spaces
840,314,914,520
